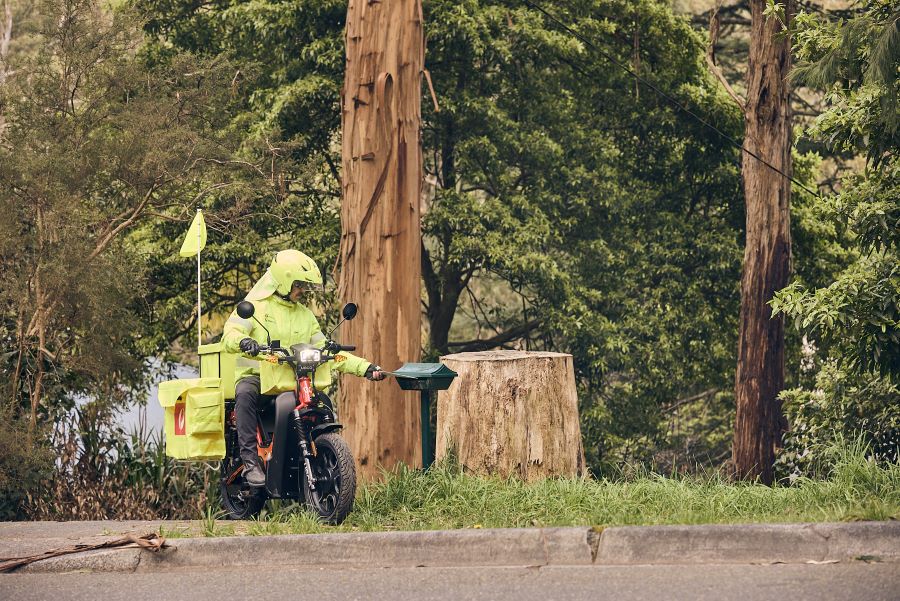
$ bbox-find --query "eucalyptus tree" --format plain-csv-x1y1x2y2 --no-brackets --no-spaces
0,0,253,428
137,0,745,472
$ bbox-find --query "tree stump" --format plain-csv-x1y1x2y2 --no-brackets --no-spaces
436,351,586,481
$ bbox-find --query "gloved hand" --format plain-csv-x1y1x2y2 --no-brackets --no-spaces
365,364,386,381
239,337,260,356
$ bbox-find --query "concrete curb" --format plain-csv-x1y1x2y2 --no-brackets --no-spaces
21,528,593,573
14,521,900,573
595,522,900,565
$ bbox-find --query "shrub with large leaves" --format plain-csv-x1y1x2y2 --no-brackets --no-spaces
772,0,900,477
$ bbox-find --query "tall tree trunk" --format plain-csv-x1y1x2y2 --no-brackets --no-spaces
733,0,792,484
0,0,12,133
0,1,11,85
338,0,424,478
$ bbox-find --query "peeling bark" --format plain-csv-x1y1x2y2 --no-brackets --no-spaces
338,0,424,478
733,0,793,484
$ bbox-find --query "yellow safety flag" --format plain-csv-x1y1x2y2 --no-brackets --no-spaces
179,209,207,257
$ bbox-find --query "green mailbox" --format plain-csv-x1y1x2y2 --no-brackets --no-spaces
391,363,457,391
390,362,458,469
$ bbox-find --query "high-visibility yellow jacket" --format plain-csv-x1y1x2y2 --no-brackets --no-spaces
222,294,371,394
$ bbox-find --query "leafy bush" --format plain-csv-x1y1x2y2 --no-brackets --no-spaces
777,365,899,480
771,0,900,481
22,403,217,520
0,413,53,520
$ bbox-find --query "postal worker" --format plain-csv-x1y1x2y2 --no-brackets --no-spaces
222,249,385,486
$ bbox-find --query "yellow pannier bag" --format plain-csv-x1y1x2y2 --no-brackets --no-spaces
198,342,237,400
258,353,333,395
157,377,225,460
314,362,332,393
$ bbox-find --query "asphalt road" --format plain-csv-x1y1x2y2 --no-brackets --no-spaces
2,562,898,601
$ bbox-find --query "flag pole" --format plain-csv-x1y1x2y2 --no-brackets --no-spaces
196,208,202,349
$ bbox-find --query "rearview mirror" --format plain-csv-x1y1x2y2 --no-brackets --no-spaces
342,303,358,321
236,301,255,319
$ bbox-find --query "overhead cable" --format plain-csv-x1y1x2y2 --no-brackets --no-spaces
521,0,822,199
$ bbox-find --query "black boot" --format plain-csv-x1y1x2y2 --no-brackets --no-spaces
235,377,267,488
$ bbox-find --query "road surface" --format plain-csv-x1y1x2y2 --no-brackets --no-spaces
2,561,897,601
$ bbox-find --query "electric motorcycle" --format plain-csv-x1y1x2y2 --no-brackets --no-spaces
219,301,360,524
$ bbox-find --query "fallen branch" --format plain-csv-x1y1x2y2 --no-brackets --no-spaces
0,532,167,573
447,319,541,353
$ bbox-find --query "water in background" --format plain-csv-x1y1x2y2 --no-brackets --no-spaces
119,362,198,434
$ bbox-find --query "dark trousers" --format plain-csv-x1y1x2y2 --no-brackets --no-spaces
234,376,275,466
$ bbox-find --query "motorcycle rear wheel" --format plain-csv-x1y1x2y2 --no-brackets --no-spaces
220,472,266,520
220,434,266,520
303,432,357,525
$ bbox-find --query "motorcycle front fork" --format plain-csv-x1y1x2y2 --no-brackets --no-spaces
293,409,317,492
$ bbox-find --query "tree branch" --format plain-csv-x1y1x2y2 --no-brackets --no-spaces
662,388,719,414
447,319,541,353
89,181,161,261
421,241,441,317
707,3,747,113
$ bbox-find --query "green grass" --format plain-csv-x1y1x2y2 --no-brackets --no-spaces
191,442,899,537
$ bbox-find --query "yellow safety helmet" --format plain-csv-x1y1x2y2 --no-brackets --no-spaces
269,250,322,296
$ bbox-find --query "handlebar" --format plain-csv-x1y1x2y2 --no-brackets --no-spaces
251,341,354,365
257,345,289,357
250,345,288,365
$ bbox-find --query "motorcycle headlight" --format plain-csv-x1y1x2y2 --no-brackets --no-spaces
298,348,322,364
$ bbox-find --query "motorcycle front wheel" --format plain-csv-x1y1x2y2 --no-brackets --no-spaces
303,432,357,525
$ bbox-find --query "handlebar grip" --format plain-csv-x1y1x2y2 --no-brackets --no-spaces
338,344,356,351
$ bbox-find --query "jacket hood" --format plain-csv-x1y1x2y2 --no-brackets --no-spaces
245,269,279,301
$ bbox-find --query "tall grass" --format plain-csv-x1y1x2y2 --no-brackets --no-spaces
212,439,899,536
26,410,897,530
23,404,217,520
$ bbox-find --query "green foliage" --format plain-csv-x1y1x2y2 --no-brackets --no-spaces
133,0,345,355
771,0,900,478
777,366,899,480
771,0,899,381
134,0,747,474
0,411,53,520
417,0,745,472
194,441,900,535
7,0,882,500
0,0,276,517
0,0,247,423
774,252,899,377
790,2,899,165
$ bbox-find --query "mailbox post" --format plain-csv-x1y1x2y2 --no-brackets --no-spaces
390,363,458,469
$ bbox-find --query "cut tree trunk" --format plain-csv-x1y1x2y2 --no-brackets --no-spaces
436,351,586,481
338,0,424,478
733,0,792,485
